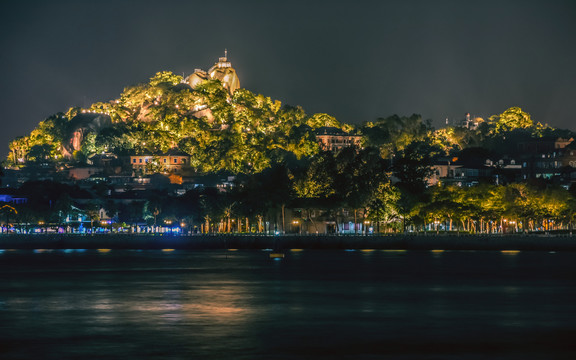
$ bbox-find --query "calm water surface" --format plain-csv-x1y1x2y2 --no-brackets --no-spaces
0,248,575,359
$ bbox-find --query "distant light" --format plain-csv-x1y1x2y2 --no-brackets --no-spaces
501,250,520,255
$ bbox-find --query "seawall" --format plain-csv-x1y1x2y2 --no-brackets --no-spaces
0,234,575,251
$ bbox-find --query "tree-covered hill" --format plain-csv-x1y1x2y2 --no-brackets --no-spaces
4,68,576,235
6,67,574,179
6,71,349,174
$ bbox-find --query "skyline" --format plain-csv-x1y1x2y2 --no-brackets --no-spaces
1,1,575,159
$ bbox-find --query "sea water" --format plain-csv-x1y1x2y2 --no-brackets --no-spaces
0,248,575,359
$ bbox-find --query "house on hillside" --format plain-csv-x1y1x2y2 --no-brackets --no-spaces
518,138,576,184
315,127,362,152
517,137,573,154
428,156,520,187
130,149,191,174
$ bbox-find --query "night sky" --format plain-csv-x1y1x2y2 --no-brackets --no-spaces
1,0,575,158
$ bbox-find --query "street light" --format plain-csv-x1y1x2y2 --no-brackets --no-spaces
292,220,301,234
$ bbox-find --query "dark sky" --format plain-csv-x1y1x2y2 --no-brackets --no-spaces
1,0,575,158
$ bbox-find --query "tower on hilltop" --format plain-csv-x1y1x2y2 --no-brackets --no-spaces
185,50,241,94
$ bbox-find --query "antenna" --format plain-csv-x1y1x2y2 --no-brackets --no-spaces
224,48,228,59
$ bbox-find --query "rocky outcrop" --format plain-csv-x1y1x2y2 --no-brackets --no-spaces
61,113,112,158
185,54,240,95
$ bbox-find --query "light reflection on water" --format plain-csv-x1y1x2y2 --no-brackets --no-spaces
0,249,575,359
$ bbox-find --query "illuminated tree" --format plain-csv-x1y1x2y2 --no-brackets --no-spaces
488,107,533,135
361,114,431,158
366,182,401,233
306,113,342,129
149,71,183,87
26,144,55,163
292,152,336,199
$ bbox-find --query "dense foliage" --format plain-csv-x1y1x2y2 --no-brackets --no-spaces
4,69,576,234
7,72,355,173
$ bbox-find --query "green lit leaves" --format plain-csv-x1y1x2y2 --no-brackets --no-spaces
149,71,183,87
488,107,534,135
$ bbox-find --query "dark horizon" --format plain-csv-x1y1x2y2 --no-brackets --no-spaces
1,0,575,158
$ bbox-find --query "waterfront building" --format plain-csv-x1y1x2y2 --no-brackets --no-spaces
0,193,27,205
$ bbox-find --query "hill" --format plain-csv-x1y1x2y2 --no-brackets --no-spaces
6,69,349,174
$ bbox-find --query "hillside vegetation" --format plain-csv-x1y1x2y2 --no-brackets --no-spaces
7,72,350,173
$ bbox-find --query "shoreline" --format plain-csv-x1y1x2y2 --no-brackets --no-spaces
0,233,575,251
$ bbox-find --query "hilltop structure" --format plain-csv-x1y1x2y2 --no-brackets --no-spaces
184,50,240,95
5,50,354,180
